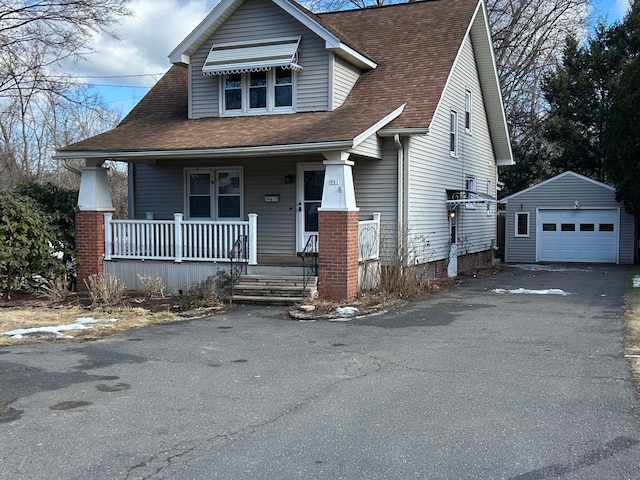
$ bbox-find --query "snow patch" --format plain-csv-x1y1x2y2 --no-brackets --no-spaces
511,264,590,273
633,275,640,288
492,288,570,296
3,317,118,339
336,306,359,317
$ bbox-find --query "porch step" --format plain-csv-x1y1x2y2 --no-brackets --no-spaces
232,274,317,305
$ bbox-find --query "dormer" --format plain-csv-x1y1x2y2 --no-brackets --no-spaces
168,0,376,119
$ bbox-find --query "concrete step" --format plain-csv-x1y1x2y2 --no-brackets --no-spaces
233,274,317,305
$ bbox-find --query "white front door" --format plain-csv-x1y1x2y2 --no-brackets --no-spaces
297,164,325,252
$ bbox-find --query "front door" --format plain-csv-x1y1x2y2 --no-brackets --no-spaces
297,164,325,252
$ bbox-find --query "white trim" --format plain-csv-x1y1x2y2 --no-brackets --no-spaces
514,211,529,237
170,0,377,70
296,162,325,251
377,128,429,136
464,89,472,134
54,141,355,161
501,171,616,203
184,166,244,220
219,68,296,116
352,103,406,147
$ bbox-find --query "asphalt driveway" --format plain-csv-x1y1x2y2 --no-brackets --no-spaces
0,264,638,479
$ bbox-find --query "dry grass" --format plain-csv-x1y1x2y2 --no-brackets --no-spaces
624,266,640,386
0,305,176,347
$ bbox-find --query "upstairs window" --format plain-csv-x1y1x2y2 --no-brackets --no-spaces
222,67,294,114
203,36,301,116
450,110,458,156
465,176,476,209
465,90,472,133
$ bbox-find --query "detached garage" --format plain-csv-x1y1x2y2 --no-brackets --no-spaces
501,171,636,264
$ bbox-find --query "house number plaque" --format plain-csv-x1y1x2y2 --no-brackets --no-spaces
264,195,280,203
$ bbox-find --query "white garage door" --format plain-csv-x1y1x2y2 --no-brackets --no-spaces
537,209,618,263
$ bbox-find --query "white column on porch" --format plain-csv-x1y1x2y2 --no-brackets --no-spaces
174,213,183,263
318,151,358,212
78,162,114,212
248,213,258,265
104,212,113,261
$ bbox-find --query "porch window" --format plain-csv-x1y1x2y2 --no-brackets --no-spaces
186,168,243,220
188,172,212,218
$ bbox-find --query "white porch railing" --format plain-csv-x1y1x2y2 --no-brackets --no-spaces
358,212,381,262
104,213,257,264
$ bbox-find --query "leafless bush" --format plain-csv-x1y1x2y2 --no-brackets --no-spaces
84,273,125,307
39,275,72,302
137,274,165,299
375,226,435,297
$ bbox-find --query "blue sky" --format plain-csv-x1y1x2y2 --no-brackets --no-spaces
70,0,631,119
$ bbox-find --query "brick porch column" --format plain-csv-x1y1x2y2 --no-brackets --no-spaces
318,151,359,301
76,164,114,290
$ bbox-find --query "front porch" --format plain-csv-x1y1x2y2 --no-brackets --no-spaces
101,212,381,299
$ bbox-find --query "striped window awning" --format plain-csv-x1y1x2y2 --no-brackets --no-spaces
202,36,303,76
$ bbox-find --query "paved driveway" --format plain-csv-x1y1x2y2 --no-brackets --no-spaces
0,265,638,479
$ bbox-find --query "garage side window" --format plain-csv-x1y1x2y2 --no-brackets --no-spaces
515,212,529,237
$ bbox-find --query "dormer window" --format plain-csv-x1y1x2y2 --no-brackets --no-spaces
221,67,294,114
203,36,301,116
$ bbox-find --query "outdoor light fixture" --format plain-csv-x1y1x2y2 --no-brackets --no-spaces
449,210,456,218
285,175,294,184
574,201,580,210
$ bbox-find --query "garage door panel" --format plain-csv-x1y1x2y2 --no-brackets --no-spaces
537,209,618,263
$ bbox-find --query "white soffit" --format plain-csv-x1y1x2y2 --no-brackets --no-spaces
202,37,302,76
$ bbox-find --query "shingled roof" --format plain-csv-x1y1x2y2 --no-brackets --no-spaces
58,0,483,159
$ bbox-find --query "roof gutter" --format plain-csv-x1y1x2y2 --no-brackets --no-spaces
378,128,429,137
53,140,355,162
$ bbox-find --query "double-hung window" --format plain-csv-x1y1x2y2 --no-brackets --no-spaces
465,176,476,209
222,67,294,114
464,90,472,133
450,110,458,156
186,168,243,220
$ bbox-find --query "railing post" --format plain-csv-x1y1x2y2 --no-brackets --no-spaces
174,213,183,263
248,214,258,265
104,213,113,261
373,212,381,259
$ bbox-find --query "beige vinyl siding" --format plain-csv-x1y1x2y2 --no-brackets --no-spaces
503,174,635,264
349,133,382,159
352,138,399,254
190,0,329,118
332,55,360,109
407,35,497,264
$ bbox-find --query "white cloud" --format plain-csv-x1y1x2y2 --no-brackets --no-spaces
614,0,631,17
66,0,218,87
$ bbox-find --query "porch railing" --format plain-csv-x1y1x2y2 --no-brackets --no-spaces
104,213,257,264
358,212,381,262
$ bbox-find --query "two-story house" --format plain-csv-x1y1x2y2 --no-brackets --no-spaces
56,0,513,301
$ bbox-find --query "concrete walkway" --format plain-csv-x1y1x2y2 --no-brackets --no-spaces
0,264,638,479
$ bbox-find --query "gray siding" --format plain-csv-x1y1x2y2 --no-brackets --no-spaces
406,35,498,264
352,138,399,254
190,0,329,118
503,174,635,264
349,133,382,159
332,55,360,109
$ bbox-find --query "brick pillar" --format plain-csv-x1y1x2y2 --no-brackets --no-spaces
318,210,359,301
76,211,106,290
75,164,114,290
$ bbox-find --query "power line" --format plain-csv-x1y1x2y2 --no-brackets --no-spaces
48,73,165,79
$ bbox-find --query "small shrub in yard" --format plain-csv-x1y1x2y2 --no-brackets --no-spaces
183,276,221,309
137,274,166,298
40,275,72,302
85,273,125,307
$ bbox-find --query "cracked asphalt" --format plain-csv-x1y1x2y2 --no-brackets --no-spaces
1,264,639,479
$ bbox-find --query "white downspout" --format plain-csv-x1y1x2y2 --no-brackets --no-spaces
394,134,404,258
